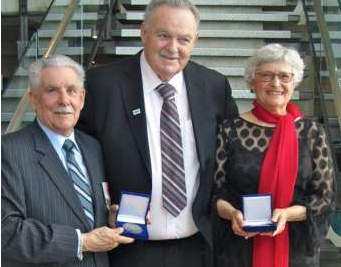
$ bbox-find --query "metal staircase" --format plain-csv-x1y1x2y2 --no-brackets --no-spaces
1,0,307,128
1,0,109,132
106,0,304,113
1,0,341,264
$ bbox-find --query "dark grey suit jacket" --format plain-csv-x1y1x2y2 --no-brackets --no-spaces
77,53,238,249
1,121,110,267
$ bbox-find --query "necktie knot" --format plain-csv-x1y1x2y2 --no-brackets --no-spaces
156,83,175,101
63,139,75,153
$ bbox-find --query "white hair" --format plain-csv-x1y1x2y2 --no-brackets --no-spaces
244,43,305,88
144,0,200,29
28,54,85,91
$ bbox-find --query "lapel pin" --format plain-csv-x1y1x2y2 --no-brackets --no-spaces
132,108,141,116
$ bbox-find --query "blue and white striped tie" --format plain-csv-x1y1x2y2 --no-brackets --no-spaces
156,83,187,217
63,139,94,227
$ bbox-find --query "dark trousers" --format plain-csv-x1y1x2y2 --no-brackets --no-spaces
108,232,211,267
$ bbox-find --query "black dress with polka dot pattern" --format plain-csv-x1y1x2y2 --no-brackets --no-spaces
213,117,336,267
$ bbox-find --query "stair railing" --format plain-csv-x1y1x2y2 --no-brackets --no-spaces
86,0,118,69
5,0,81,134
2,0,55,95
302,0,340,210
313,0,341,133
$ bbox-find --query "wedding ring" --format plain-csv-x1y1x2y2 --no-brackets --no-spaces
245,235,249,240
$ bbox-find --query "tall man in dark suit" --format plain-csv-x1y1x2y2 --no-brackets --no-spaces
1,55,134,267
77,0,238,266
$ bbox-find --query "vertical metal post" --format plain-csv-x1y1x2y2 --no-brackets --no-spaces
18,0,28,58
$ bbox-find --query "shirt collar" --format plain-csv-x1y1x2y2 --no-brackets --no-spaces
140,51,184,95
37,119,79,152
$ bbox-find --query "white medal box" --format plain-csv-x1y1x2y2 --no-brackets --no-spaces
242,194,277,232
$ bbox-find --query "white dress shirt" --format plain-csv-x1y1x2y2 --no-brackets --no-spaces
140,52,200,239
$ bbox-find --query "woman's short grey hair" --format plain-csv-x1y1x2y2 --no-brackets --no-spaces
244,43,305,88
144,0,200,29
29,54,85,91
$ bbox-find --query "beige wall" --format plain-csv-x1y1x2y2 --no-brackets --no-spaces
1,0,53,14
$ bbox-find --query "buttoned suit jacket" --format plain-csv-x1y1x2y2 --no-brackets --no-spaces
77,53,238,248
1,121,110,267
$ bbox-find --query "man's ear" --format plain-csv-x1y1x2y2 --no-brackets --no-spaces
80,89,86,110
28,89,37,111
194,32,198,46
140,22,147,45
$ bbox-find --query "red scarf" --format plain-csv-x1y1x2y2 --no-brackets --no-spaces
251,100,304,267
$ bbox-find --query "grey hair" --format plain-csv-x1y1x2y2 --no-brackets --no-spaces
144,0,200,29
28,54,85,91
244,43,305,88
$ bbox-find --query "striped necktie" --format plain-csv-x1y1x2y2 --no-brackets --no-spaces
156,83,187,217
63,139,94,227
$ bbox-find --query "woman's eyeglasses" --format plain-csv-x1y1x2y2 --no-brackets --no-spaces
256,71,294,83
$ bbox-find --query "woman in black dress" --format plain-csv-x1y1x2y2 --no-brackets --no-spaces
213,44,336,267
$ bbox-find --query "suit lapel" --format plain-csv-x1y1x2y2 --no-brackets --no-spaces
120,54,152,176
32,122,92,230
184,63,215,173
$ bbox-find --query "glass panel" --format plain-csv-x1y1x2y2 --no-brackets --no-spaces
1,0,112,131
303,0,341,120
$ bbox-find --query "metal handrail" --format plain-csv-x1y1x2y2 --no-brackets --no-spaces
86,0,117,69
5,0,81,134
2,0,55,94
302,0,340,182
314,0,341,132
17,0,55,63
301,1,331,129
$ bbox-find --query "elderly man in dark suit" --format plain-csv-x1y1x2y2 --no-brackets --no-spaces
77,0,239,266
1,55,134,267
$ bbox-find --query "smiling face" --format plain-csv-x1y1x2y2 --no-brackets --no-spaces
251,62,295,115
141,5,198,81
29,66,85,136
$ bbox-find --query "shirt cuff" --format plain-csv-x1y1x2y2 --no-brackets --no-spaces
75,229,83,260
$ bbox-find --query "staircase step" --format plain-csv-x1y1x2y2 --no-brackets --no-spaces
308,13,341,23
37,29,92,38
305,0,341,7
320,70,341,78
2,112,35,122
111,29,292,39
54,0,105,5
24,46,86,57
313,32,341,40
320,238,341,260
314,43,341,58
117,11,299,22
120,0,288,6
45,12,98,21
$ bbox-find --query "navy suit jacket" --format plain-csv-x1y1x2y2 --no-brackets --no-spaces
77,53,238,248
1,121,110,267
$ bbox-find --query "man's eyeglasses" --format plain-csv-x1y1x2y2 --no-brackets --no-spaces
256,71,294,83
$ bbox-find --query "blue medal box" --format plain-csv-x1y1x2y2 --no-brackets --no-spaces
116,191,151,239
